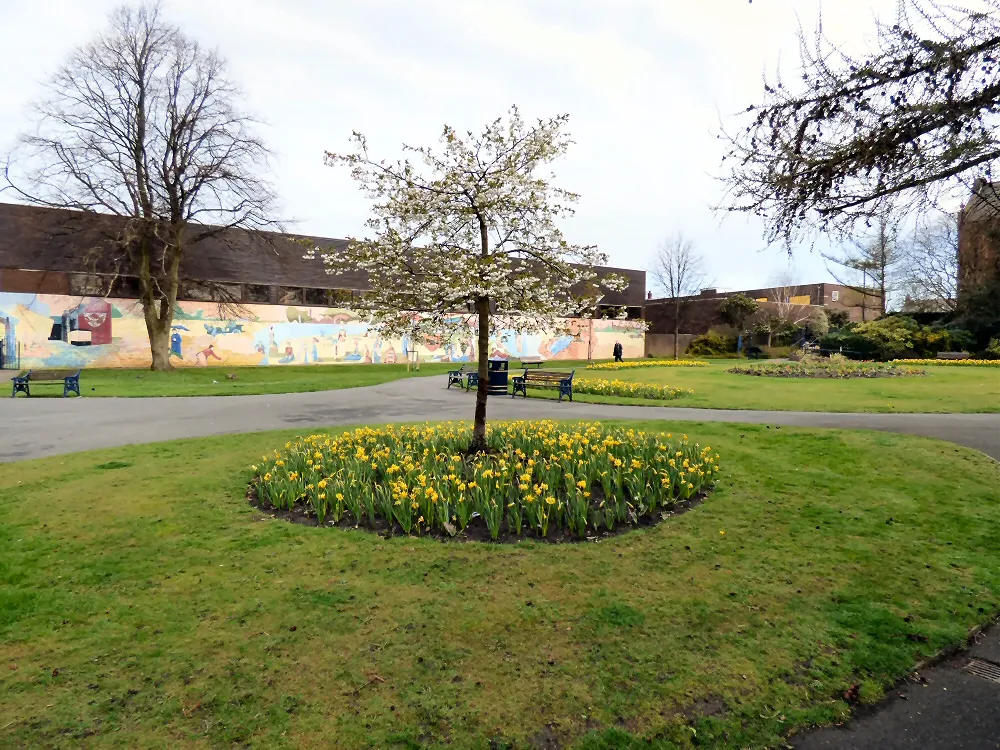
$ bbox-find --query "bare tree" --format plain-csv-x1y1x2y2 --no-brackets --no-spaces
822,216,901,319
650,233,708,358
719,0,1000,245
3,2,278,370
768,268,811,329
903,211,959,311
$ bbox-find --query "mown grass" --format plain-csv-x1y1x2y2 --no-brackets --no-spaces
14,358,998,413
44,362,454,397
1,421,999,748
571,360,1000,413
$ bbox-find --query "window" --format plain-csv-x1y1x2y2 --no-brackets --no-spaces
244,284,271,303
278,286,302,305
111,276,142,298
831,290,840,301
69,273,106,296
303,287,328,305
327,289,354,307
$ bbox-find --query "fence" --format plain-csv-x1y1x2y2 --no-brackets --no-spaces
0,339,20,370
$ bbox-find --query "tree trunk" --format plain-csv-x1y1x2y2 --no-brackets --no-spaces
672,300,680,359
148,315,173,371
469,296,490,453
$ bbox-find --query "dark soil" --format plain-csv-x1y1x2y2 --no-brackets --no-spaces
247,486,710,545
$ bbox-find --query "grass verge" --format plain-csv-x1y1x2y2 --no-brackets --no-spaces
1,421,999,748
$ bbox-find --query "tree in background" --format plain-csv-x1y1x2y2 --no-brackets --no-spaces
807,308,830,339
720,0,1000,244
650,232,709,358
766,268,811,343
3,3,278,370
321,107,625,452
822,216,901,320
903,211,959,311
717,294,760,340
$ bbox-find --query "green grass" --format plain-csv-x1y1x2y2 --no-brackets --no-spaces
574,360,1000,413
11,357,1000,411
2,421,999,748
53,362,455,397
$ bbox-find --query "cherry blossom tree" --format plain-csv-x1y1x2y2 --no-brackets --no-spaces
320,107,626,452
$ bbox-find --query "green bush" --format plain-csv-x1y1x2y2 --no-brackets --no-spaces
687,331,737,356
820,316,975,360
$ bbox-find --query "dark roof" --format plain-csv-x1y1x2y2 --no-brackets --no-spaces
0,202,644,305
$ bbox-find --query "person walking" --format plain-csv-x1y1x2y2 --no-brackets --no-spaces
613,341,623,362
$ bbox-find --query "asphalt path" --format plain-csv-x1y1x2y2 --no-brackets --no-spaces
0,375,998,462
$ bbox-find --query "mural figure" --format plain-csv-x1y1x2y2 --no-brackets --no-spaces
195,344,222,366
0,293,646,369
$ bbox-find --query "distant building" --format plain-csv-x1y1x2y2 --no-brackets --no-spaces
958,179,1000,299
645,282,883,340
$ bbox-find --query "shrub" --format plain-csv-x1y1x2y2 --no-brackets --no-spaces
250,421,720,540
728,360,925,378
820,316,974,360
987,337,1000,359
586,359,708,370
687,331,737,356
573,378,694,400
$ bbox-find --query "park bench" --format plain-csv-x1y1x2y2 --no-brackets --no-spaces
511,369,575,402
11,369,82,398
936,351,970,360
446,364,467,388
519,356,545,368
744,346,766,359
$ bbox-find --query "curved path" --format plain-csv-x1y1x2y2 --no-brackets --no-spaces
1,375,997,462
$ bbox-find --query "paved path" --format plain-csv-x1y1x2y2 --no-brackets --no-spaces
794,619,1000,750
0,376,997,462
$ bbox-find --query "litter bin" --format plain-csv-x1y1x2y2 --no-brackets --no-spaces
487,358,509,395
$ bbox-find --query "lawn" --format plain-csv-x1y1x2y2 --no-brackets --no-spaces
18,358,997,413
48,362,455,398
572,360,1000,413
2,421,999,748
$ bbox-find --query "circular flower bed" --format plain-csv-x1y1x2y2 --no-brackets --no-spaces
586,359,708,370
890,359,1000,367
250,421,720,542
573,378,694,400
727,361,926,378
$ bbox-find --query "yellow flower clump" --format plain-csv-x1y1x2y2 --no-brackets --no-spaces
574,378,694,400
586,359,708,370
890,359,1000,367
251,421,720,540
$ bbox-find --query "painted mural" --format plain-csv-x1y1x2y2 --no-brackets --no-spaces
0,293,646,369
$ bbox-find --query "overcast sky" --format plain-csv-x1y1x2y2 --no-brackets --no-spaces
1,0,907,293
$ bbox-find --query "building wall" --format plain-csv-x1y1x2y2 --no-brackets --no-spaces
0,292,645,369
644,297,818,337
957,214,1000,298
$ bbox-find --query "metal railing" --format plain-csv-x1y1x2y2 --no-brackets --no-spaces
0,340,20,370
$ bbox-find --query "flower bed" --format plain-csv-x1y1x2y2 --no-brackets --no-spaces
586,359,708,370
890,359,1000,367
250,421,719,541
573,378,694,400
728,361,926,378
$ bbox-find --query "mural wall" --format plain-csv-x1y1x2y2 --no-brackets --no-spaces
0,293,646,369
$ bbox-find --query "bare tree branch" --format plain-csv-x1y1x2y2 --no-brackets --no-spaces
3,1,279,369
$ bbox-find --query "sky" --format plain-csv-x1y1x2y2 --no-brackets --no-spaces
0,0,909,294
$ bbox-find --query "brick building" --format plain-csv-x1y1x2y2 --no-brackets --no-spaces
958,180,1000,299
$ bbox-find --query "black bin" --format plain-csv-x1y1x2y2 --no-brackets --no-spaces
487,358,509,395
